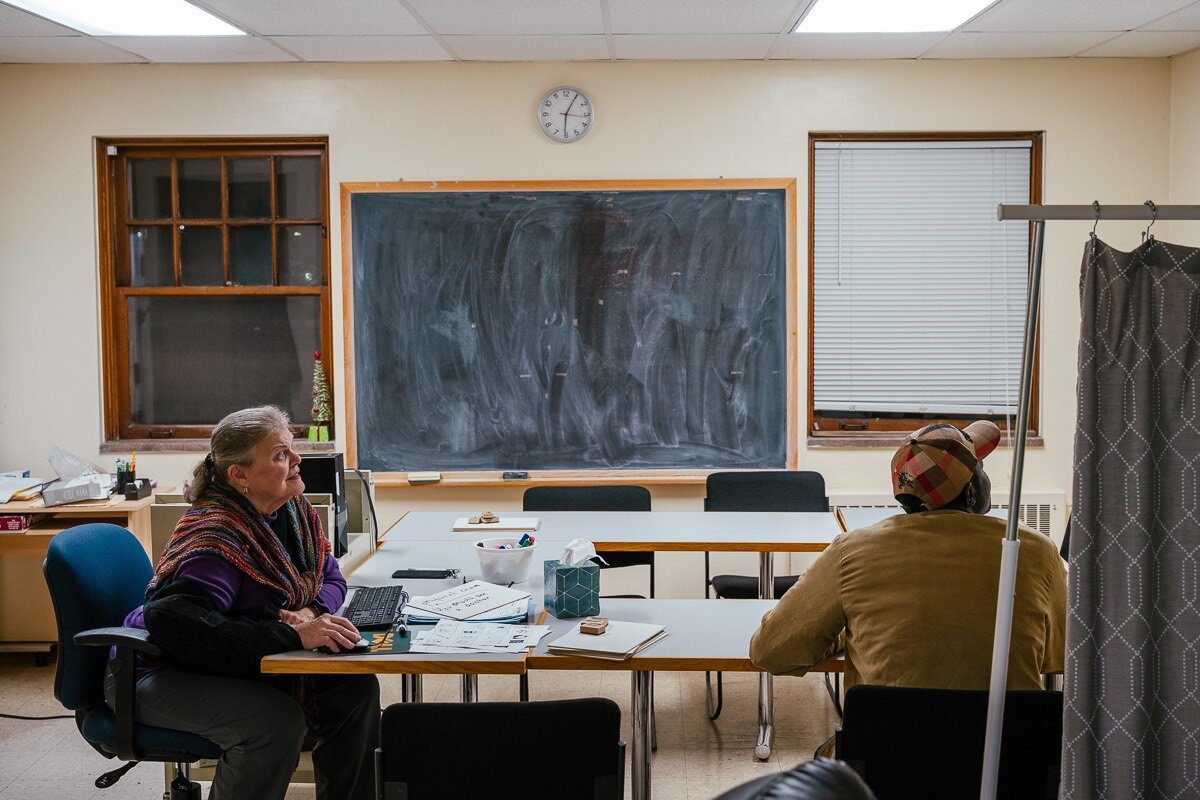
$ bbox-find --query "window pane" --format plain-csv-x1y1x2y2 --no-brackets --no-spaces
276,157,320,219
279,225,322,285
180,226,223,285
129,226,173,286
128,295,320,425
230,225,272,285
128,159,171,220
229,158,271,218
179,159,221,219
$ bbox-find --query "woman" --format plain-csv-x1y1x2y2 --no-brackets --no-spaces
106,406,379,800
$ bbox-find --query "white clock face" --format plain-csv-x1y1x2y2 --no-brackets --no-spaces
537,86,593,143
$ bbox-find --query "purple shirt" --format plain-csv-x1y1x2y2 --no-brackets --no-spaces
117,530,347,672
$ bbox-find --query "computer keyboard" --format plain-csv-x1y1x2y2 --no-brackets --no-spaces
343,585,406,630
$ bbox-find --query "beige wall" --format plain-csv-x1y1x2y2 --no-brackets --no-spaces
0,58,1177,595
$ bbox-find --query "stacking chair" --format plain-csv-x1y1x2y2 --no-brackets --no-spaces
377,698,624,799
703,471,830,719
712,758,877,800
835,685,1063,800
520,485,656,749
43,523,221,799
523,485,655,596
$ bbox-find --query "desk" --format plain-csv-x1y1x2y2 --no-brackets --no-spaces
0,492,158,659
386,510,842,757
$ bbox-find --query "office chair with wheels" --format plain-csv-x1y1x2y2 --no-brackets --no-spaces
835,684,1063,800
702,471,831,720
712,758,877,800
377,698,625,800
43,523,222,799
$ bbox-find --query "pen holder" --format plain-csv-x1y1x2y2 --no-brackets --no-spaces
543,560,600,619
475,537,538,585
115,469,135,494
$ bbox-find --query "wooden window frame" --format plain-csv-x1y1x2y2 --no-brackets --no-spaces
97,136,333,448
807,131,1043,444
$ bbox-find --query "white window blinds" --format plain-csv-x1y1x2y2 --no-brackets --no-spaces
812,139,1032,417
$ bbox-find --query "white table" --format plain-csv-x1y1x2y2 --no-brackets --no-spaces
385,509,842,758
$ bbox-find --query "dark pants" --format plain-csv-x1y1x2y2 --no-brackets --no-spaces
106,667,379,800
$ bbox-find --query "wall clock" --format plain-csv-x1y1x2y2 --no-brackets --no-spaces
537,86,594,143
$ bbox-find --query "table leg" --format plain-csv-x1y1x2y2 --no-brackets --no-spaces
632,670,652,800
461,675,478,702
402,674,423,703
756,552,774,761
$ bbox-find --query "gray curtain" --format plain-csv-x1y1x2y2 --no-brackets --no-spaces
1064,236,1200,799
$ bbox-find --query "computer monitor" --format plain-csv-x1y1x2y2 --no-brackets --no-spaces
299,453,349,557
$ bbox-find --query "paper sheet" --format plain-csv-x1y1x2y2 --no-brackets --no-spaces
404,580,531,621
407,620,552,654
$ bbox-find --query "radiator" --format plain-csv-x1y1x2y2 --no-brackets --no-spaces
829,489,1068,545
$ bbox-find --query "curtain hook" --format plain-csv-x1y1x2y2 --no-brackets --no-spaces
1142,200,1157,242
1090,200,1100,239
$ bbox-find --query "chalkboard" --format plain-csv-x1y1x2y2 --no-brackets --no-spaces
345,180,795,478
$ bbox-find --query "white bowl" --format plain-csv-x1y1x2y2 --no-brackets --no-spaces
474,537,538,585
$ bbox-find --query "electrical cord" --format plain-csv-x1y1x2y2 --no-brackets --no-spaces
0,712,73,720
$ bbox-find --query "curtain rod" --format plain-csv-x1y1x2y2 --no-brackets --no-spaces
997,203,1200,221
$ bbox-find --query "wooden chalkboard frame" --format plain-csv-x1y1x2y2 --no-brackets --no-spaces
340,178,798,487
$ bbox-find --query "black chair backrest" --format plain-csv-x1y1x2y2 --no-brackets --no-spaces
379,698,623,800
43,523,153,711
523,485,651,512
704,471,829,513
713,758,877,800
837,685,1063,800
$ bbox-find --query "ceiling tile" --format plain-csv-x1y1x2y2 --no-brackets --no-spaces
0,35,144,62
443,34,609,61
270,35,451,61
406,0,603,35
0,3,78,35
1079,30,1200,57
966,0,1195,32
613,34,775,59
1141,1,1200,30
771,32,948,59
193,0,427,36
608,0,797,34
96,35,297,63
923,30,1115,58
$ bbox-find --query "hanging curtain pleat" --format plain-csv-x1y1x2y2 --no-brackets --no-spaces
812,140,1031,416
1064,236,1200,799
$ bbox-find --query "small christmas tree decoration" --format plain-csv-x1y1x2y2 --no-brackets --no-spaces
309,351,332,442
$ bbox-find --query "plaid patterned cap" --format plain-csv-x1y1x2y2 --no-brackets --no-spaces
890,421,1001,511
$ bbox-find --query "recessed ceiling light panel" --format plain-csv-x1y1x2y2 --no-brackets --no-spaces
794,0,995,33
7,0,245,36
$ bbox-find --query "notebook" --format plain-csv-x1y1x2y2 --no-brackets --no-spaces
451,516,540,532
403,580,531,621
546,620,667,661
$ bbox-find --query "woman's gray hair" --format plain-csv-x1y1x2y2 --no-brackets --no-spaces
183,406,292,503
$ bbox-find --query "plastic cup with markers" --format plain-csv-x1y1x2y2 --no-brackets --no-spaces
474,533,538,585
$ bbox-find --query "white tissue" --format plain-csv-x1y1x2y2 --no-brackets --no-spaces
558,538,608,567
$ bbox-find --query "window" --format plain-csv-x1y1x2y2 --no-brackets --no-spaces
808,132,1041,440
97,137,332,444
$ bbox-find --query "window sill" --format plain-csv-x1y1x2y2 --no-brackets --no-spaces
100,439,338,454
807,434,1044,450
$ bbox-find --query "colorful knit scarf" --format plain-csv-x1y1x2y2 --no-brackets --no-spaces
149,482,330,611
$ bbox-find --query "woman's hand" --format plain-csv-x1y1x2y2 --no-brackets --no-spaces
289,613,361,652
280,606,319,625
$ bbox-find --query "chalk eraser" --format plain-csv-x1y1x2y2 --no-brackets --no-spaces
407,471,442,484
502,471,529,480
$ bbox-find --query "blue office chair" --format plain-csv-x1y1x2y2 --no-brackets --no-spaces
703,470,832,720
43,523,221,798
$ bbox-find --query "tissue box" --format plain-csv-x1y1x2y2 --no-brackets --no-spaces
544,560,600,619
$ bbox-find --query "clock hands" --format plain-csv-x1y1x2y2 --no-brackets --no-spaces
561,92,580,133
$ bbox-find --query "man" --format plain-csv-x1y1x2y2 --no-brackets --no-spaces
749,420,1065,690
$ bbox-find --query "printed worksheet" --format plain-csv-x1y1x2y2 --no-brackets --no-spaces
404,580,531,620
408,620,551,653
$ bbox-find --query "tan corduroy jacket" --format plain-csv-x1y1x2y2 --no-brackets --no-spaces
749,510,1066,690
